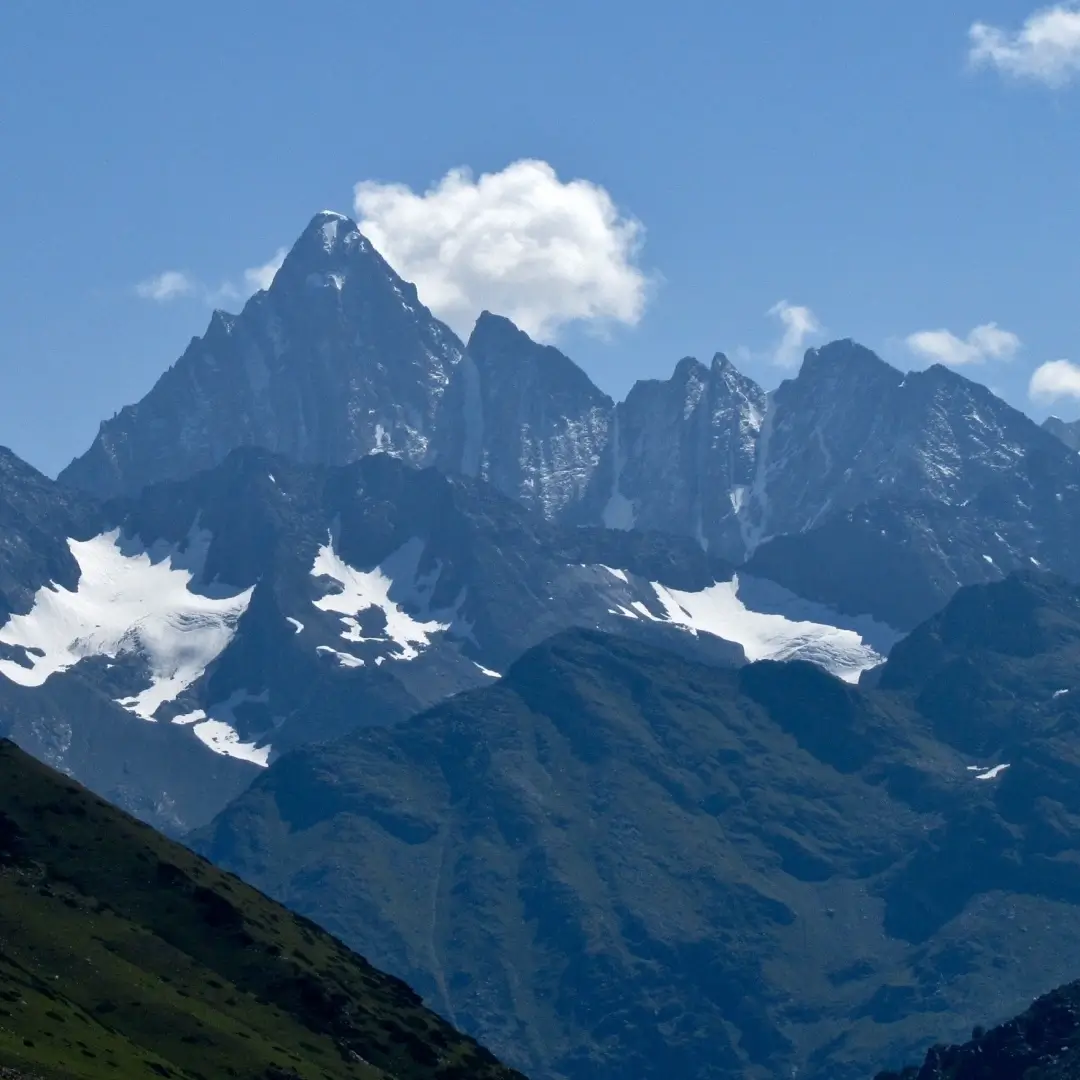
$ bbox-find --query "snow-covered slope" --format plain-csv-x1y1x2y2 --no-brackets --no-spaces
592,565,893,681
311,536,467,665
0,528,252,720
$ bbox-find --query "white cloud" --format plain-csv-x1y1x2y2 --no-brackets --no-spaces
969,4,1080,86
352,159,649,341
135,270,197,302
1029,359,1080,402
135,248,285,306
244,247,288,293
905,323,1021,366
767,301,822,368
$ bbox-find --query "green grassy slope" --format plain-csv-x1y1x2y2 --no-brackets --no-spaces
0,740,526,1080
195,573,1080,1080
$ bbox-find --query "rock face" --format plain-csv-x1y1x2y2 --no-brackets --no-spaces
742,347,1080,627
581,353,766,556
195,571,1080,1080
60,211,465,498
433,312,613,520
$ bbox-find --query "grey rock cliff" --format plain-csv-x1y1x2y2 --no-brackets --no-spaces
60,211,464,497
434,311,613,518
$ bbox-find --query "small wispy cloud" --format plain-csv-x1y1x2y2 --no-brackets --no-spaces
134,249,286,306
1029,359,1080,402
906,323,1021,366
767,301,822,368
969,4,1080,86
134,270,197,302
243,248,288,293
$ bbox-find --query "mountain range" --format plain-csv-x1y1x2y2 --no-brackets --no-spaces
58,211,1080,632
5,207,1080,1079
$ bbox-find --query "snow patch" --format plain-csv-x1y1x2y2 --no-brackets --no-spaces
473,663,501,679
191,720,271,767
316,644,365,668
0,528,252,720
1055,688,1070,698
181,689,272,767
312,536,461,662
594,565,891,681
286,617,304,635
974,764,1010,781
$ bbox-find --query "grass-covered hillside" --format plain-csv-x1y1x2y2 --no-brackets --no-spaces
0,739,527,1080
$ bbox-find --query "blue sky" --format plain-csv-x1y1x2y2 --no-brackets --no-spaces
2,0,1078,475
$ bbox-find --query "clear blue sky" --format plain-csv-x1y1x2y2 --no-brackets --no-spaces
2,0,1078,475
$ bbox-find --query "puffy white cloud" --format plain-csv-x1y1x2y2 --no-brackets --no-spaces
134,270,196,302
969,4,1080,86
905,323,1021,366
767,301,822,368
353,159,649,341
244,248,288,293
1029,359,1080,402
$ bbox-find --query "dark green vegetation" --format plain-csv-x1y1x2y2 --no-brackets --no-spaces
197,572,1080,1080
877,978,1080,1079
0,741,526,1080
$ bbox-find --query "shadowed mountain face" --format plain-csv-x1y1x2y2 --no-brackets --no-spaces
9,441,900,834
876,978,1080,1079
0,738,526,1080
195,572,1080,1080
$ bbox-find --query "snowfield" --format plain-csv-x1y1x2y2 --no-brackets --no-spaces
595,566,895,681
0,529,252,720
312,535,466,664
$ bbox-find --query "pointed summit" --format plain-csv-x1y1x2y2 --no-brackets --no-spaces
672,355,709,383
798,339,901,383
267,210,410,305
60,212,464,498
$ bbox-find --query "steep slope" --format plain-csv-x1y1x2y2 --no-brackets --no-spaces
578,353,765,552
433,313,613,519
0,739,525,1080
195,572,1080,1080
0,448,100,622
875,979,1080,1079
60,212,464,498
743,345,1080,626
